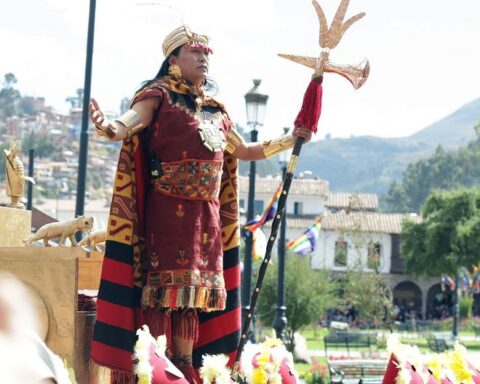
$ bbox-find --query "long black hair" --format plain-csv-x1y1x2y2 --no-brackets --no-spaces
136,46,218,95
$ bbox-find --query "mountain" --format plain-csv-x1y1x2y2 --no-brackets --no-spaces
296,97,480,194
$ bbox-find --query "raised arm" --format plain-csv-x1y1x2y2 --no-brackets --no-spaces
226,126,312,161
89,97,161,141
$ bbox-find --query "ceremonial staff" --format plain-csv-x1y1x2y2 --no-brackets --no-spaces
234,0,370,373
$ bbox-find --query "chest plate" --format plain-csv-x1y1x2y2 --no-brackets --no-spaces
198,119,226,152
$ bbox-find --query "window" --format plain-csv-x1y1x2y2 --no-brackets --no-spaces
294,202,303,215
239,199,245,209
334,240,348,267
368,241,382,270
254,200,264,216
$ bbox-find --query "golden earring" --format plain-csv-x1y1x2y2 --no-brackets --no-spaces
168,64,182,78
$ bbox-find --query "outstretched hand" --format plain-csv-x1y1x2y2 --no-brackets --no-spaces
292,126,312,143
89,98,114,138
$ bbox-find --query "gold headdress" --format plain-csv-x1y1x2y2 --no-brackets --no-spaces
162,25,212,57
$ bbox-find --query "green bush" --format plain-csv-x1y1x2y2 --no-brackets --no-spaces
460,296,473,319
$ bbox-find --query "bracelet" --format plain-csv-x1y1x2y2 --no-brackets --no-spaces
94,123,115,139
115,109,143,131
262,135,295,159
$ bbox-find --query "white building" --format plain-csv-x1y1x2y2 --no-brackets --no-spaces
245,175,440,319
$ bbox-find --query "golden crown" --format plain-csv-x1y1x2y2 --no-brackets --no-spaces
162,25,212,57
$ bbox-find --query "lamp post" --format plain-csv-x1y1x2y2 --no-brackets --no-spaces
75,0,96,229
273,127,291,342
242,79,268,341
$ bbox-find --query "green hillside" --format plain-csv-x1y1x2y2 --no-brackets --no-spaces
295,98,480,194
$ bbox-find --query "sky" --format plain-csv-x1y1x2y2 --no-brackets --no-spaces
1,0,480,141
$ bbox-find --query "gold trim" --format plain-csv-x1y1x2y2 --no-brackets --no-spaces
287,155,298,174
262,135,295,159
225,129,244,155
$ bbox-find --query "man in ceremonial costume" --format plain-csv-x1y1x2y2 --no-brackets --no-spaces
89,25,312,383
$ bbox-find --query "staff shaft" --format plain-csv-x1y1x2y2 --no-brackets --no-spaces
235,136,305,368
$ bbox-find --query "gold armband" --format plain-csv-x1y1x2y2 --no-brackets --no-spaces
225,128,244,154
262,135,295,159
115,109,143,134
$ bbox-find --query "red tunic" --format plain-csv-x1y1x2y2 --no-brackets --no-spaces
133,81,232,312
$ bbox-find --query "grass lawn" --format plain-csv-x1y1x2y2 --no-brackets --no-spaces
299,325,480,353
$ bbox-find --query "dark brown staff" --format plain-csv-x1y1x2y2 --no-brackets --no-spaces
233,0,369,377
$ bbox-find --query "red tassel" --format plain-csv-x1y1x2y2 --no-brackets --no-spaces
171,310,199,342
294,76,323,133
143,308,170,342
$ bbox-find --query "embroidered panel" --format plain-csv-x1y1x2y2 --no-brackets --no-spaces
146,269,224,289
152,159,223,201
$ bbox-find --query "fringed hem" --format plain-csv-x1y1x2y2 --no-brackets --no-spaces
89,360,135,384
171,309,199,341
141,285,226,312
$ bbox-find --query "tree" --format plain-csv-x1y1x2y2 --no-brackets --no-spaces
0,72,21,119
21,132,57,158
384,123,480,213
334,224,394,328
257,254,337,351
402,188,480,336
0,142,9,182
18,96,36,116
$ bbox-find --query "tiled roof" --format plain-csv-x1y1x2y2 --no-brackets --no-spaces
238,176,329,196
264,214,318,229
326,192,379,211
321,211,422,234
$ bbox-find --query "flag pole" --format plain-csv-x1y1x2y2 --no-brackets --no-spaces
234,136,305,369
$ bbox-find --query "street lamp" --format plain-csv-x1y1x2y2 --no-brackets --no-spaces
273,127,291,342
242,79,269,341
75,0,96,236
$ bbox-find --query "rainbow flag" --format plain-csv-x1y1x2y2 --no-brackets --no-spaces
244,182,283,233
287,220,321,256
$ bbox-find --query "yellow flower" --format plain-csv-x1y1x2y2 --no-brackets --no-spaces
448,346,473,384
425,357,444,381
252,368,269,384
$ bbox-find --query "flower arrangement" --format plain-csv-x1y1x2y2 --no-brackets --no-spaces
134,325,167,384
384,334,480,384
239,335,299,384
301,358,329,384
133,325,188,384
133,326,298,384
199,354,233,384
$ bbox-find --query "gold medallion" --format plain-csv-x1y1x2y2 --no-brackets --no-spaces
198,120,226,152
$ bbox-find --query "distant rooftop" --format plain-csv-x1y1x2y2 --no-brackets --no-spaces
321,211,422,234
326,192,379,211
265,211,422,234
238,175,329,197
